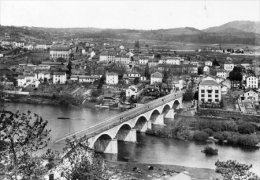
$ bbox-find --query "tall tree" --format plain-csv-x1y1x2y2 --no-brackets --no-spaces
67,60,72,76
135,41,139,48
0,109,51,180
134,77,140,85
144,63,150,80
229,66,243,89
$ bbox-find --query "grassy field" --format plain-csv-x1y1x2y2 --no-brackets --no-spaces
0,50,50,69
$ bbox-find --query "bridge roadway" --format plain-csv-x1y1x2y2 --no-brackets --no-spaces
55,92,182,143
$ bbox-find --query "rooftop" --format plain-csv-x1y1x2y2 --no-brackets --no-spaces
50,46,70,51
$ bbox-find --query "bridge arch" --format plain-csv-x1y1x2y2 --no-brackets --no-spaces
149,109,161,124
172,99,181,109
134,115,148,132
115,123,132,141
93,133,113,153
162,104,171,114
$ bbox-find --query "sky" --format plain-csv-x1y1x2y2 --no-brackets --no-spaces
0,1,259,30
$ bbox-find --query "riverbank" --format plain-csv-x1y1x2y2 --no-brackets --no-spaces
146,115,260,148
106,161,221,180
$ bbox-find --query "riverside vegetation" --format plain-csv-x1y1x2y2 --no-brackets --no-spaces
146,116,260,147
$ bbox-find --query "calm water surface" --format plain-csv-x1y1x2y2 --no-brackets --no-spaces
4,102,260,175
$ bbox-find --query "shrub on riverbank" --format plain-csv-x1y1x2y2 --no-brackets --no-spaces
146,120,191,140
215,160,258,180
193,131,209,141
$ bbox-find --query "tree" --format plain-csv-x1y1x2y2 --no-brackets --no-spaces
229,66,243,89
58,137,110,180
193,131,209,141
162,70,169,83
0,109,51,180
215,160,258,180
135,41,139,48
133,77,140,85
238,123,255,134
67,60,72,76
97,75,106,89
182,86,194,102
144,63,150,80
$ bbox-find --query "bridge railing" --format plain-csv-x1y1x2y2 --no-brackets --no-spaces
55,92,182,143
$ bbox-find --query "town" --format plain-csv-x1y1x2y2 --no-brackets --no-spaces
1,5,260,178
0,32,260,117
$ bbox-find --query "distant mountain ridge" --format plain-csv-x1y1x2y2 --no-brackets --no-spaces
204,21,260,34
1,20,260,45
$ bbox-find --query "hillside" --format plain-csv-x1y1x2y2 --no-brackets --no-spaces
1,20,260,45
204,21,260,34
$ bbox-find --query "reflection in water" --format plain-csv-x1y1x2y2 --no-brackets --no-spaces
103,133,260,176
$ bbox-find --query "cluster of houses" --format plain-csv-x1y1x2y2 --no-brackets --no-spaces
1,33,260,112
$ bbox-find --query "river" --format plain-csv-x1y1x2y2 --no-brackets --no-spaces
3,102,260,175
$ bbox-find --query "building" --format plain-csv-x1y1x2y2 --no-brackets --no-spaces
115,55,130,64
106,72,118,85
150,71,163,85
148,57,159,67
205,60,212,67
14,41,25,48
198,76,221,103
69,75,100,83
158,57,181,65
53,72,67,84
17,74,38,87
126,85,144,99
224,61,234,72
246,75,258,88
139,56,149,65
36,44,47,49
17,75,26,87
190,60,199,67
50,46,71,60
38,71,51,80
100,51,117,62
240,90,258,102
203,66,210,74
216,69,227,79
128,72,141,79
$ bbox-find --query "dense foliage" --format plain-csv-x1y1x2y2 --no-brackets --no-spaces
215,160,259,180
202,147,218,155
195,120,260,146
0,109,51,179
0,108,110,180
193,131,209,141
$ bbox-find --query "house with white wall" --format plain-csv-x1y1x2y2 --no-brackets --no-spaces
150,71,163,85
198,76,221,103
224,61,234,72
53,72,67,84
126,85,144,99
246,75,258,88
240,90,258,102
216,69,227,79
205,60,212,67
106,72,118,85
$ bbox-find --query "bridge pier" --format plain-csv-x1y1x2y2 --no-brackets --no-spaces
165,109,175,119
140,121,152,133
153,114,165,125
104,139,118,154
117,129,137,142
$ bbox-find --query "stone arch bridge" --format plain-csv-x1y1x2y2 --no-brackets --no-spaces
55,92,182,154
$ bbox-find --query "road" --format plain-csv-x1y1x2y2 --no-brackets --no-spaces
55,92,183,143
